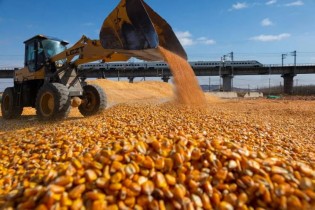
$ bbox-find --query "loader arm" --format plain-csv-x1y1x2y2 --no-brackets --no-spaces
50,35,131,66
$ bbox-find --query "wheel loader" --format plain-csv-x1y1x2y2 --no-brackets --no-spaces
1,0,186,120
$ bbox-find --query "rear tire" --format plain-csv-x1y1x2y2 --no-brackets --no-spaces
1,87,23,119
79,84,107,116
36,83,71,120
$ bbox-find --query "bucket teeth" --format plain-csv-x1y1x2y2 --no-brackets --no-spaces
100,0,187,61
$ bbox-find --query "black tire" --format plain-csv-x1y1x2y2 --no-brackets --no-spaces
1,87,23,119
35,83,71,120
79,84,107,116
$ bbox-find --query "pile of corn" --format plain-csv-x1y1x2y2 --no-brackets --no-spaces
0,83,315,209
0,80,315,210
89,80,175,106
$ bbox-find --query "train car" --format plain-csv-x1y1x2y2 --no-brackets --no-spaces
146,61,168,69
78,63,108,70
190,61,222,68
190,60,263,68
226,60,263,67
78,60,263,70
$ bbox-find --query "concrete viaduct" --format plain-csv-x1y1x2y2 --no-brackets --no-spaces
1,65,315,94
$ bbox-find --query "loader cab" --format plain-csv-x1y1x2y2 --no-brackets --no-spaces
24,35,68,72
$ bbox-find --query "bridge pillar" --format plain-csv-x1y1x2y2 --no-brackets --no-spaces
221,75,234,92
128,77,134,83
161,76,170,83
281,73,296,95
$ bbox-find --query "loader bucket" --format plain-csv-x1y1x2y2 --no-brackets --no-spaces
100,0,187,61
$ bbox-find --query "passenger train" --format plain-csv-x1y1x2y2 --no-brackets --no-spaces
78,60,263,70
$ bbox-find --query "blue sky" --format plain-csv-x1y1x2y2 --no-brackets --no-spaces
0,0,315,87
1,0,315,65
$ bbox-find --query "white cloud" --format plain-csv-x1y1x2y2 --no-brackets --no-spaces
250,33,291,42
175,31,216,46
231,2,248,10
285,1,304,6
266,0,277,5
261,18,273,26
175,31,194,46
196,37,216,45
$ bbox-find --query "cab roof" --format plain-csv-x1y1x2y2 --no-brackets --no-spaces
24,34,69,45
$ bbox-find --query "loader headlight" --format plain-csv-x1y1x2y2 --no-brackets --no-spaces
55,60,63,68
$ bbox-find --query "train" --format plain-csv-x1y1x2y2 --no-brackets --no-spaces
78,60,263,70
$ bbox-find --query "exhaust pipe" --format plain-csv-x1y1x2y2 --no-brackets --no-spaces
100,0,187,61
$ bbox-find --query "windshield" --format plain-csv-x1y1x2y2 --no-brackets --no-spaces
42,40,66,58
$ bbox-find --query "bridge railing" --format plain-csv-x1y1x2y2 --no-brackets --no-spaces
263,63,315,67
0,67,22,70
1,63,315,70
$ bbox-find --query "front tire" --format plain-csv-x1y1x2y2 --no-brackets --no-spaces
36,83,71,120
1,87,23,119
79,84,107,116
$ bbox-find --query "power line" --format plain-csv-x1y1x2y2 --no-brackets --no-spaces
0,55,23,56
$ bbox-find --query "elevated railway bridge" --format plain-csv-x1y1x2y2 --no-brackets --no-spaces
1,64,315,94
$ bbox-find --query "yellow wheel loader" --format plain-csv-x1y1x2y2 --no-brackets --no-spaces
1,0,186,120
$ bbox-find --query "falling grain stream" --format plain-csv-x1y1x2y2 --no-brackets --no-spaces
158,46,206,106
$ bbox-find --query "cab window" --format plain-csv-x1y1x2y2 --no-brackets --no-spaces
26,42,36,72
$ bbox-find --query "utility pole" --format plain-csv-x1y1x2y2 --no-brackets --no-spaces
281,54,287,67
223,52,234,61
291,50,297,73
